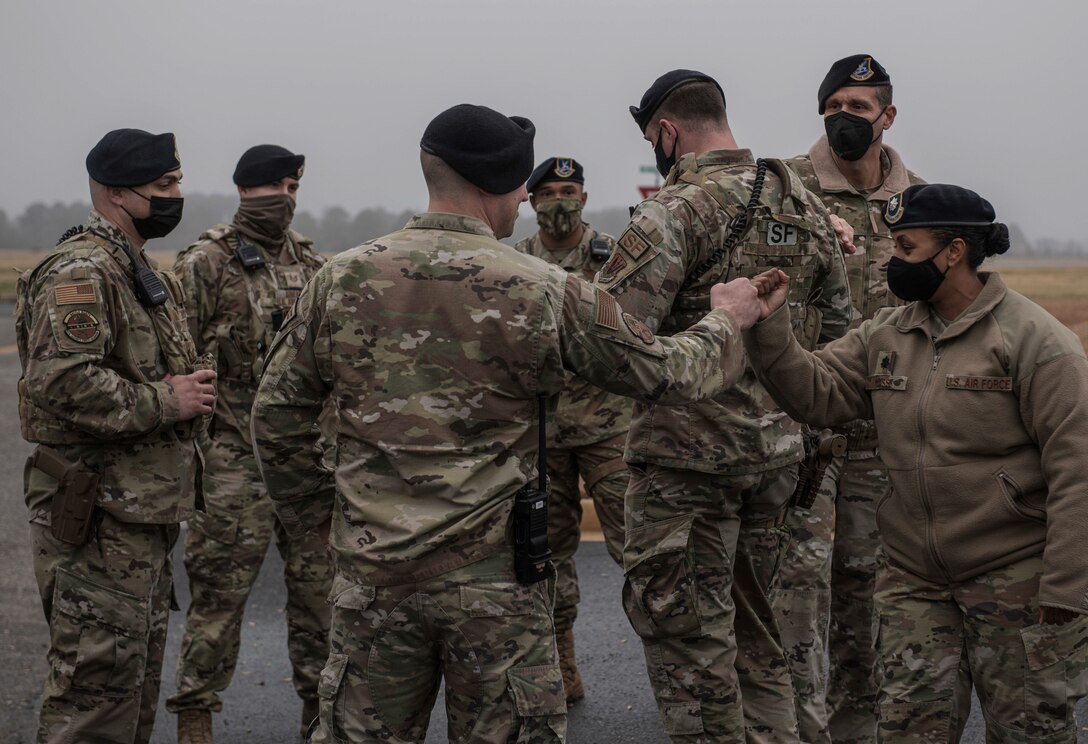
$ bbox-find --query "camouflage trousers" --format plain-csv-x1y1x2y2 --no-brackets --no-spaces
546,431,628,634
826,451,891,744
30,509,178,744
875,554,1088,743
622,464,797,743
770,456,840,744
167,429,332,713
311,551,566,743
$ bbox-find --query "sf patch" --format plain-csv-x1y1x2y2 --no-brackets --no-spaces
62,309,101,344
622,312,656,345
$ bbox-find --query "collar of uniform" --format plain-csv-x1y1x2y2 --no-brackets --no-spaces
405,212,496,239
896,272,1008,341
690,148,755,169
85,210,152,270
807,137,913,202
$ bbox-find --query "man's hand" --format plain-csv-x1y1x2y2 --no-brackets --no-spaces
1038,606,1081,625
166,368,217,421
751,269,790,320
710,277,760,331
829,214,857,255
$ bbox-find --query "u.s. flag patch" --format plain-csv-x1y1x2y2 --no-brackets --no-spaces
54,282,96,306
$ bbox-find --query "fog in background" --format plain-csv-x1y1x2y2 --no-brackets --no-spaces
2,0,1084,249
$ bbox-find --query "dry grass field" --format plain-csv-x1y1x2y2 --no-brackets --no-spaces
0,250,1085,350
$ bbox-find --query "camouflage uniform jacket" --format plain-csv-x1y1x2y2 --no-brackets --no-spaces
252,212,746,586
746,274,1088,611
786,138,924,450
514,225,632,447
598,149,852,476
174,224,324,443
17,211,201,524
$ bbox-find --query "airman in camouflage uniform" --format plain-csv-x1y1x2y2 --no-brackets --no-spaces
251,104,762,743
777,54,924,744
515,155,631,705
167,145,331,743
18,129,215,744
603,70,851,742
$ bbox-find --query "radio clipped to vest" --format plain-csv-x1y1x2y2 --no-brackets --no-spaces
117,241,168,307
235,241,267,270
514,396,552,585
589,238,611,261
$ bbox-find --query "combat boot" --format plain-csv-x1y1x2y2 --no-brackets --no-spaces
177,708,213,744
556,626,585,706
301,698,320,741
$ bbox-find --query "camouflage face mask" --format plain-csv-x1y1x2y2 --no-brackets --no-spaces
234,193,296,246
535,198,583,241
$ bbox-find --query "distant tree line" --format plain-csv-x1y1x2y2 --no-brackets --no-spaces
0,195,1081,258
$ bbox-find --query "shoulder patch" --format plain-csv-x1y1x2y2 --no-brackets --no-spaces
597,251,627,284
54,282,97,306
622,312,656,345
594,288,620,330
618,227,650,259
62,309,101,344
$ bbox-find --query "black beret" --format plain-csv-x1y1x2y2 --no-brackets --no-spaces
630,69,725,132
86,128,180,187
420,104,535,195
233,144,305,187
883,184,996,230
818,54,891,114
526,157,584,193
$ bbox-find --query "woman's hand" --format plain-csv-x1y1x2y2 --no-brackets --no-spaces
751,269,791,320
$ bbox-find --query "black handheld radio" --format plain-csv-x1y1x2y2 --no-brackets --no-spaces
513,396,552,584
589,238,611,261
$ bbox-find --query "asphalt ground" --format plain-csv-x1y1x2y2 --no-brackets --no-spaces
1,301,1086,743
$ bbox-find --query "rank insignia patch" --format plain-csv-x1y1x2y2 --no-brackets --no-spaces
62,309,101,344
850,56,875,82
554,158,575,178
876,351,897,374
622,312,656,345
54,282,96,306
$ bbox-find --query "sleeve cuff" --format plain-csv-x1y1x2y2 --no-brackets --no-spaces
152,380,181,427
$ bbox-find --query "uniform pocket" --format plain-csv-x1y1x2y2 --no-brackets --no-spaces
460,582,533,617
622,515,700,639
316,653,351,744
994,468,1046,522
1020,617,1088,735
328,575,376,612
507,664,567,743
49,568,148,698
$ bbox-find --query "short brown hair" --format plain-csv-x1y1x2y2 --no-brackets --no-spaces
654,82,727,129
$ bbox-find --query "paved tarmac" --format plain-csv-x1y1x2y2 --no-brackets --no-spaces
1,300,1086,743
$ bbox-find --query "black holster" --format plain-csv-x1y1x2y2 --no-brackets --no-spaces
33,447,100,545
792,430,847,510
514,395,552,585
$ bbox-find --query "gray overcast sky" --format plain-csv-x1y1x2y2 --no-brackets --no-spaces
2,0,1085,242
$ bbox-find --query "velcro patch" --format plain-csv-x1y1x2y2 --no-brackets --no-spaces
766,221,798,246
62,309,101,344
54,282,96,306
945,375,1013,392
618,226,651,259
622,312,656,345
595,288,620,330
597,252,627,284
865,375,907,391
876,351,897,374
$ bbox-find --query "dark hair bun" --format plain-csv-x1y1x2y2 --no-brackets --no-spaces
986,223,1011,256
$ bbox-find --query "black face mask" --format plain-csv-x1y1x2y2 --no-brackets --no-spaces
824,108,886,161
123,188,184,240
886,243,950,302
654,130,677,177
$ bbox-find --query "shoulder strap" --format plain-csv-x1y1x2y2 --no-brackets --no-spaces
681,158,767,291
